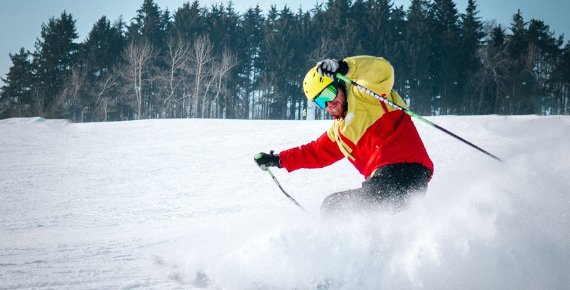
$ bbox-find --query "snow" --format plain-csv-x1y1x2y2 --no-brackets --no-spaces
1,115,569,289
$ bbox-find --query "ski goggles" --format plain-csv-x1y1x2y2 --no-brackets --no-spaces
313,84,338,110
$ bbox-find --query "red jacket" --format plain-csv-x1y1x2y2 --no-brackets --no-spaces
279,56,433,179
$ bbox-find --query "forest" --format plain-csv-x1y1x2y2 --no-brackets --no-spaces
1,0,569,121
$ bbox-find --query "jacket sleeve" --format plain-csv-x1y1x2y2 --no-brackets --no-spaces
279,131,344,172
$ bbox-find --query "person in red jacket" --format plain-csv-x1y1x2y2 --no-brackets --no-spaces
255,56,433,214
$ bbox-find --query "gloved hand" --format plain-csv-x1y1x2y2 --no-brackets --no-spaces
316,58,348,79
316,59,339,79
254,150,281,171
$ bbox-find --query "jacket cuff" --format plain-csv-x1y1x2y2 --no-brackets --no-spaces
338,59,349,75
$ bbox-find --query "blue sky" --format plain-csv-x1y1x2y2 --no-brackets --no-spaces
1,0,569,86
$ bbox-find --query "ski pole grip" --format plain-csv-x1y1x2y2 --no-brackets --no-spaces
335,73,352,84
254,152,268,171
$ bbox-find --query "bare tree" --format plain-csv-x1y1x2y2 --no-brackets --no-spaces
473,45,511,114
254,74,273,119
56,65,86,120
307,36,336,120
187,35,214,118
94,72,118,121
162,36,191,118
31,88,44,117
208,48,238,118
120,40,155,119
309,36,335,64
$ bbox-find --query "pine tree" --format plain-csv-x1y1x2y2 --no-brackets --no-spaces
33,11,79,118
430,0,462,114
364,0,393,56
405,0,434,114
240,6,265,119
527,19,563,113
505,10,535,114
0,48,35,117
460,0,485,113
324,0,352,56
387,5,407,93
553,42,570,114
128,0,169,47
80,16,126,121
306,2,335,63
349,0,370,55
171,0,205,42
475,24,509,114
262,5,300,119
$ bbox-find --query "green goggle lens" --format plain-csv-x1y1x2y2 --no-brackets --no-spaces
314,85,337,110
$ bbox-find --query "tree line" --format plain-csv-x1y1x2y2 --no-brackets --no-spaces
1,0,569,121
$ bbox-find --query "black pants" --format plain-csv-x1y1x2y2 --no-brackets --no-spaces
321,163,432,214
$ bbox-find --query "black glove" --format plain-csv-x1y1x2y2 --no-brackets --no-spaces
316,58,349,79
254,150,281,171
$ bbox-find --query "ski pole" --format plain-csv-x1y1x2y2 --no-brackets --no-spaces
336,73,503,162
265,168,307,212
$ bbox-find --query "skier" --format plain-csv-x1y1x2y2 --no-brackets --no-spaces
255,55,433,214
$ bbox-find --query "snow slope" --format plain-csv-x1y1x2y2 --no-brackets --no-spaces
1,115,569,289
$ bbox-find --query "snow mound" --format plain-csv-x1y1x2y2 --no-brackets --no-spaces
1,116,569,289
